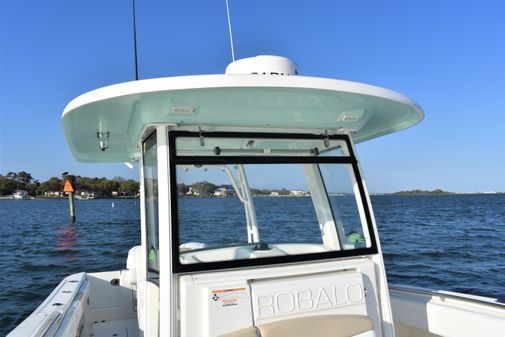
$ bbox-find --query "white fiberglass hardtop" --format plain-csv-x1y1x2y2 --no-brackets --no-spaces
62,55,423,163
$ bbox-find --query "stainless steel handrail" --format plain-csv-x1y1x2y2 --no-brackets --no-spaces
36,311,62,337
389,285,505,309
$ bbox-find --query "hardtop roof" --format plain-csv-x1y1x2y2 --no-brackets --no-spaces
62,74,423,162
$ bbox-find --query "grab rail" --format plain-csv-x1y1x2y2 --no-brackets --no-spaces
389,285,505,309
32,311,62,337
9,273,88,337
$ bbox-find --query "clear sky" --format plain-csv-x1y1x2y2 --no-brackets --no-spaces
1,0,504,193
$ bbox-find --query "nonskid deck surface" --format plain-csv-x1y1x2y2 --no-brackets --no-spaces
91,319,139,337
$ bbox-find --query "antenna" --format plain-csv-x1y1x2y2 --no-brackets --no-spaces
225,0,235,62
132,0,139,80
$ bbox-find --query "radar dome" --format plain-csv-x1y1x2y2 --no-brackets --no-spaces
225,55,298,75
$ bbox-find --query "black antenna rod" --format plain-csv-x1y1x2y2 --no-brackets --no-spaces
132,0,139,80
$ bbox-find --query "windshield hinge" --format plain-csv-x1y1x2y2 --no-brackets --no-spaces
198,126,204,146
322,130,330,148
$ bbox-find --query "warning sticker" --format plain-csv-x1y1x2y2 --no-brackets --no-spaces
210,287,246,307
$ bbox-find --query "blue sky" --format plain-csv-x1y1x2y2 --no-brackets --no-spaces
1,0,504,193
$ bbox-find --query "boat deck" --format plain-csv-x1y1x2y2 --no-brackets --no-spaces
91,319,139,337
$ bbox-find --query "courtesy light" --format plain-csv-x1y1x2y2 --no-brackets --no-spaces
97,132,110,151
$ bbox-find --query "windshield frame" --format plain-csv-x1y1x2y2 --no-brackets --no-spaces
169,131,378,273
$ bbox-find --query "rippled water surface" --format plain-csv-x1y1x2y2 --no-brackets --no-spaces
0,199,140,335
1,195,504,335
374,194,505,297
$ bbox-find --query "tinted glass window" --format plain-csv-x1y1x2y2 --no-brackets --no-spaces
143,131,159,272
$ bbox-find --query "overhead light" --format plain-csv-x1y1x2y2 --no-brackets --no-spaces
96,132,110,151
338,113,362,122
338,109,364,123
170,106,198,115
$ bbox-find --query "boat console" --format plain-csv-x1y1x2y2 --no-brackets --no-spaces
62,55,420,337
163,131,384,336
123,97,403,336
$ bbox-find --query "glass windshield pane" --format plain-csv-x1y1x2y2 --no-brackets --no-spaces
319,164,371,249
177,164,322,252
172,134,373,267
176,136,346,157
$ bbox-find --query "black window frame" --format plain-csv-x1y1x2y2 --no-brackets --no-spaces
169,131,378,273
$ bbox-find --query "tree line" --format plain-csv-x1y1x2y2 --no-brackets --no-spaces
0,171,139,197
177,181,293,197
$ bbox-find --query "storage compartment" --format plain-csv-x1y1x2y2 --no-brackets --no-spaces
178,258,382,337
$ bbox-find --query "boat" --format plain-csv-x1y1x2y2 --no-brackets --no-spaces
12,190,30,200
75,192,95,200
8,55,505,337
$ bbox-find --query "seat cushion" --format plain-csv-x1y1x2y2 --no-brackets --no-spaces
257,314,374,337
219,326,259,337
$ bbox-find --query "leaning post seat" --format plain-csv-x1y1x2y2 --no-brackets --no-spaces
219,314,375,337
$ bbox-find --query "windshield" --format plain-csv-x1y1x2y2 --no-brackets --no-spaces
170,132,376,271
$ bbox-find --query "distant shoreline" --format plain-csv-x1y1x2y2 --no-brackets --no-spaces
375,190,504,196
0,196,140,200
387,189,454,196
1,191,503,201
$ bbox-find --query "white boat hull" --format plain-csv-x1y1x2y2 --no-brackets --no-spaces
8,268,505,337
390,285,505,337
8,271,138,337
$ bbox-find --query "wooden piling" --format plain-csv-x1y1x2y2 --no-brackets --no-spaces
68,191,76,223
63,175,76,223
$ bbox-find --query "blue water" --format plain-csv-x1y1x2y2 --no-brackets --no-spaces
0,199,140,335
179,197,323,246
375,194,505,296
1,195,504,335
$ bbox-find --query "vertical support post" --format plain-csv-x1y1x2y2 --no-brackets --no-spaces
156,126,174,337
303,164,341,250
236,164,260,243
345,132,395,337
138,133,148,336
